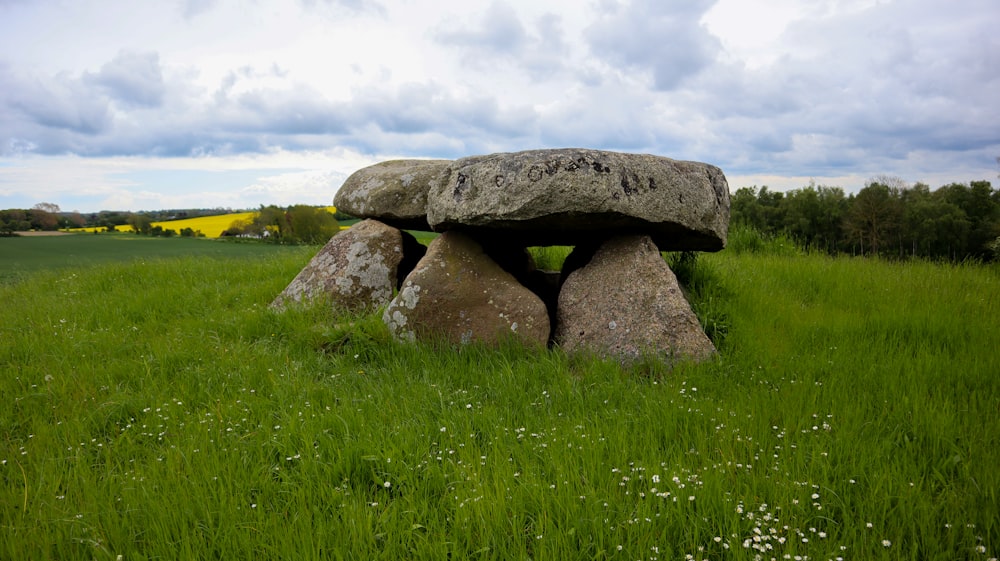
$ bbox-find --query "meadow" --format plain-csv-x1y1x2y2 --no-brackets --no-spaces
0,233,296,283
1,238,997,560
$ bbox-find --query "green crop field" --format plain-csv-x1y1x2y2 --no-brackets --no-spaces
1,239,997,560
0,233,302,283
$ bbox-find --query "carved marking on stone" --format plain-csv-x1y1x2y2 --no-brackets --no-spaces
454,173,470,202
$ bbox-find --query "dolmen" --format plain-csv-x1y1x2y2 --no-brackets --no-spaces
272,148,730,364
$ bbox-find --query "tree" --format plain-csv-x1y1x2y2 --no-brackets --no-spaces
222,217,254,237
128,213,153,235
285,205,340,244
28,208,59,230
250,205,289,240
780,184,848,253
844,181,903,256
988,236,1000,261
900,185,970,258
24,203,61,231
33,202,61,214
756,187,786,235
0,209,30,232
729,186,786,235
332,207,356,221
781,186,820,246
61,212,86,229
936,181,1000,259
730,186,765,230
814,186,849,253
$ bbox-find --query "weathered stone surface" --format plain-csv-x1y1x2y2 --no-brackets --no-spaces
554,235,717,362
333,159,451,230
426,148,730,250
271,219,424,312
383,231,550,347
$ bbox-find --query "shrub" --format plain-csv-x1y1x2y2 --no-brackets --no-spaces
726,225,802,257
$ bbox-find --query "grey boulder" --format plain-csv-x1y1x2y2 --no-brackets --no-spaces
554,235,717,362
333,159,451,230
271,219,424,312
383,231,550,347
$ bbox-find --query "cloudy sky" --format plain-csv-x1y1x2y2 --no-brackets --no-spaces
1,0,997,213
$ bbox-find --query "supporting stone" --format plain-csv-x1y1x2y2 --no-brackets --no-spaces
554,235,717,362
383,231,550,347
270,219,425,313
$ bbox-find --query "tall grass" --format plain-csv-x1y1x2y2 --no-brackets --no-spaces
1,247,997,560
726,224,803,257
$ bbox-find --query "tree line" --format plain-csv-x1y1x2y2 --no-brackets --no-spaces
0,205,250,234
1,203,343,245
731,178,1000,261
0,203,86,235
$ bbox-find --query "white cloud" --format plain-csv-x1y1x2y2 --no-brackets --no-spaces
87,51,166,108
179,0,219,20
586,0,721,90
435,1,529,56
0,0,997,211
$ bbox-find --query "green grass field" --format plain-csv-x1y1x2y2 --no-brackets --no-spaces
1,240,997,560
0,233,300,283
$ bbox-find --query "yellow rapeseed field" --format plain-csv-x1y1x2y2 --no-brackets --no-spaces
70,207,340,237
149,212,258,238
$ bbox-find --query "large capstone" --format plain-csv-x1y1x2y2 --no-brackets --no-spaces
383,231,550,347
271,219,425,312
333,159,451,230
426,148,730,250
554,235,717,362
